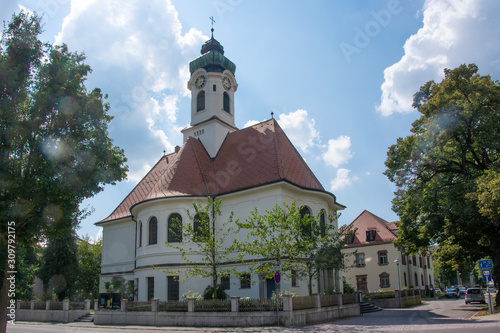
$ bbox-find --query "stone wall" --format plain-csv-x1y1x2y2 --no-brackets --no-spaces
94,294,360,327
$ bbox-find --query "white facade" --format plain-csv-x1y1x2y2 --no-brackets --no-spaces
100,182,341,300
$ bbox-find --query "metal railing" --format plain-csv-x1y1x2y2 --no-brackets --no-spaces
239,298,282,312
158,300,188,312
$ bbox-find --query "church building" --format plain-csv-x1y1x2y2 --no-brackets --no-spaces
97,30,345,301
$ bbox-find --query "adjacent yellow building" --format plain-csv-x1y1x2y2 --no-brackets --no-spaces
342,210,436,294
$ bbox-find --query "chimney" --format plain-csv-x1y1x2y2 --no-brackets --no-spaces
175,145,181,153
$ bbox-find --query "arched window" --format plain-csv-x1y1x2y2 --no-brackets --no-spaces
421,274,424,286
319,209,326,237
223,92,230,112
168,213,182,243
149,217,158,245
193,213,209,241
299,206,312,237
414,272,419,286
197,90,205,112
138,221,143,248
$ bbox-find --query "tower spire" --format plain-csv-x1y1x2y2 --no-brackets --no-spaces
209,16,215,38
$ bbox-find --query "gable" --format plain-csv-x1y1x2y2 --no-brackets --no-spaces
343,210,398,247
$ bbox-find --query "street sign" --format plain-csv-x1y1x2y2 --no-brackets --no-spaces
482,269,492,282
478,259,493,269
274,271,281,284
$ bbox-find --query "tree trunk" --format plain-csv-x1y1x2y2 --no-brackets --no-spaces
308,267,313,296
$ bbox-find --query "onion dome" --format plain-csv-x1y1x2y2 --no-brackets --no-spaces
189,29,236,75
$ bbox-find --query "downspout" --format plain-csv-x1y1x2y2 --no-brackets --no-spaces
131,214,137,271
211,195,217,294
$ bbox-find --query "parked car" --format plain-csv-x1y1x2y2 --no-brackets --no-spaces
445,287,460,298
458,286,467,295
465,288,485,304
434,288,442,293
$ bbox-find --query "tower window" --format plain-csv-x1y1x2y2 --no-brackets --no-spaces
213,84,216,91
223,92,230,113
197,90,205,112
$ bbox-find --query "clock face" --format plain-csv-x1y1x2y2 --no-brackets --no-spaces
195,75,206,89
222,76,232,91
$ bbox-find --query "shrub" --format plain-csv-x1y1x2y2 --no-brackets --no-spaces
203,284,228,300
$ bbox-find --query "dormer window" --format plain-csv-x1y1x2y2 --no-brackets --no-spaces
366,230,376,242
197,90,205,112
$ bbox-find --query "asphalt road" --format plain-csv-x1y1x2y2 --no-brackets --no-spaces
7,298,500,332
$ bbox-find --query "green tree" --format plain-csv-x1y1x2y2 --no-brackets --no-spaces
384,64,500,301
164,197,239,298
236,202,353,295
73,236,102,301
294,211,354,295
39,224,78,301
0,11,127,331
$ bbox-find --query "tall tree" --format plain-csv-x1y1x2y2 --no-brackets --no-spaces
384,64,500,301
164,197,239,298
39,223,78,300
73,236,102,301
236,202,353,295
0,11,127,331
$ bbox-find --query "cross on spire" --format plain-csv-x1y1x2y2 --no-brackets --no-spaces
209,16,216,38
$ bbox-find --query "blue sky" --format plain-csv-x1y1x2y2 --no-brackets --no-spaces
2,0,499,242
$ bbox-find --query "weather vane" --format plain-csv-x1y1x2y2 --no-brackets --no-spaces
209,16,215,37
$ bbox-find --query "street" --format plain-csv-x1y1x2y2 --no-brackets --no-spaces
7,298,500,332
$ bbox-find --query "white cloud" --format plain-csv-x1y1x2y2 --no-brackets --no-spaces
322,136,353,168
54,0,205,185
127,163,153,183
377,0,500,116
243,120,261,128
330,168,357,191
277,109,319,153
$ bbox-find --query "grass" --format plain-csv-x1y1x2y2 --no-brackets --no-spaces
475,294,498,316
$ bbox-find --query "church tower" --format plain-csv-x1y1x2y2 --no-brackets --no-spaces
182,27,238,158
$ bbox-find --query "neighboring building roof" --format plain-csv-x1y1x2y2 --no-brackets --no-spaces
343,210,399,248
97,119,342,224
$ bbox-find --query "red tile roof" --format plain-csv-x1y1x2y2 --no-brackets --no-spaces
98,119,341,224
343,210,399,248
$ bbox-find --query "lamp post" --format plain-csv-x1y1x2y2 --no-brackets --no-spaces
395,258,401,308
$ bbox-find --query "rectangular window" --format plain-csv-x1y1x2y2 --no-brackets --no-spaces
419,256,423,268
167,276,179,301
356,253,365,267
413,255,417,266
380,274,390,288
291,270,297,287
378,251,388,265
240,273,251,289
401,255,406,265
366,230,376,242
427,256,430,268
147,277,155,300
221,275,230,290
